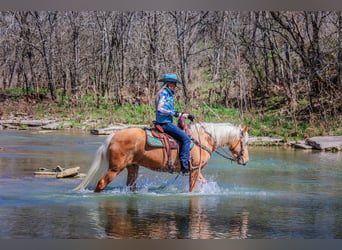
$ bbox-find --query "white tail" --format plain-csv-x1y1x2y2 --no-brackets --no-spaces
73,133,115,191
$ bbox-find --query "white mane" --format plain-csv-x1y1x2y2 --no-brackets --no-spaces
188,122,246,149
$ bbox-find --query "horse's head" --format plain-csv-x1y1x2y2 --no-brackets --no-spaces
229,126,249,165
188,122,249,165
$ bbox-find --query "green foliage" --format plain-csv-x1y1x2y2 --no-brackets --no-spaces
110,104,154,124
2,87,49,97
2,88,27,100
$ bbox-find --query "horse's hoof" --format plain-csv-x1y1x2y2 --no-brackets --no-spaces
168,168,176,174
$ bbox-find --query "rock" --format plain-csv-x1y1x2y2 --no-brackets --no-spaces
248,136,283,146
293,143,313,150
55,165,64,172
306,136,342,151
0,119,56,129
60,122,73,129
0,119,20,126
20,120,51,127
41,122,60,130
90,128,115,135
90,124,146,135
4,124,21,130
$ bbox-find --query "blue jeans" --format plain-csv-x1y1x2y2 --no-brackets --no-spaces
160,122,191,169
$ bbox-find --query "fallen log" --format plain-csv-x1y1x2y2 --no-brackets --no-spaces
56,167,80,178
34,166,81,178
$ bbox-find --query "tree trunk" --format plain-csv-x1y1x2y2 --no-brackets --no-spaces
338,11,342,90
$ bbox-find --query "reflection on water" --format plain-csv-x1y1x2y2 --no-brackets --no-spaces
97,196,250,239
1,131,342,239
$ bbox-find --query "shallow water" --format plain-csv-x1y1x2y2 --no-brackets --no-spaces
0,130,342,239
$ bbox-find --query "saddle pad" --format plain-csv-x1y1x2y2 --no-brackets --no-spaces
147,135,164,147
145,128,193,149
146,134,179,149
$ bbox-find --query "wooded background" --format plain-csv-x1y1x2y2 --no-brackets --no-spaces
1,11,342,124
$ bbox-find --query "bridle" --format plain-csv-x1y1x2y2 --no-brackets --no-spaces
228,131,247,164
213,132,246,164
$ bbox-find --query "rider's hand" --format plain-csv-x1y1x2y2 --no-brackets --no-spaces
183,113,195,121
187,114,195,121
173,111,180,117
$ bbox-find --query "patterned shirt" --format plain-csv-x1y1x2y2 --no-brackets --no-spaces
155,87,177,123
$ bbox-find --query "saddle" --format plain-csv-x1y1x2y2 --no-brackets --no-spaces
145,116,191,173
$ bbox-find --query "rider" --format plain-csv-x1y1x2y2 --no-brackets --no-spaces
155,73,195,174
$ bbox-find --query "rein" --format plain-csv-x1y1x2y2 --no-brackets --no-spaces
191,138,212,155
215,149,236,162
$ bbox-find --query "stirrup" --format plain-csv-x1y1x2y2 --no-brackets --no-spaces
180,167,189,175
190,166,199,171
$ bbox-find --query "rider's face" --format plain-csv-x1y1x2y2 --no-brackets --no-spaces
167,82,177,91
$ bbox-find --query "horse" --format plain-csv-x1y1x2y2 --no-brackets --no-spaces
73,121,249,193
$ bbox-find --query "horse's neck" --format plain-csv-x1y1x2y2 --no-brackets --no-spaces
190,123,240,151
216,128,240,150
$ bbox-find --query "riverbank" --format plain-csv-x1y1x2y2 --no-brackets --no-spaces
1,116,342,151
1,89,342,140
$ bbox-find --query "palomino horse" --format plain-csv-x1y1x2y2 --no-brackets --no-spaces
73,122,249,193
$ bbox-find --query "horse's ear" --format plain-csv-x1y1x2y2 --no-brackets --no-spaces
242,126,248,134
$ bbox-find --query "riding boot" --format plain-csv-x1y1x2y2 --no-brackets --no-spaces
180,161,190,174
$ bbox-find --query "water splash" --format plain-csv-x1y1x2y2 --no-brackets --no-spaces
73,174,279,200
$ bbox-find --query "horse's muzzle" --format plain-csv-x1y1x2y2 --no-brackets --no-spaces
238,158,248,165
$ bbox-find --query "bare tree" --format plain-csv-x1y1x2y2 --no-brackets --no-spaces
169,11,209,100
338,11,342,90
0,11,341,124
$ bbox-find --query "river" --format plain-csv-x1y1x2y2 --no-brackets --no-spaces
0,130,342,239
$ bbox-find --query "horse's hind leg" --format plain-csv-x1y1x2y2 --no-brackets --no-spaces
126,164,139,191
94,170,120,193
